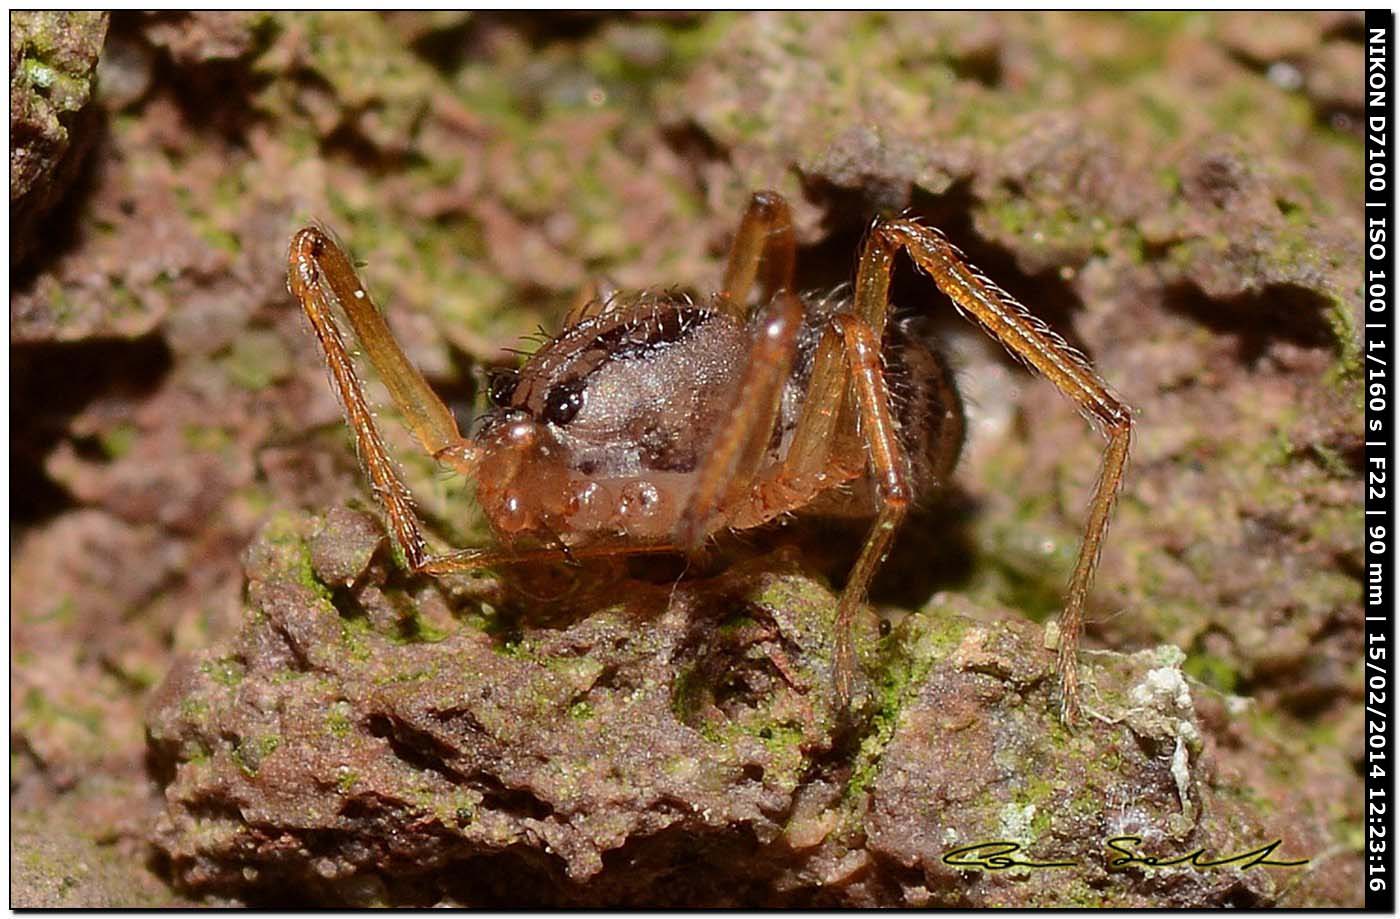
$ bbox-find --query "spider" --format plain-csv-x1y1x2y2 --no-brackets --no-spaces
287,191,1132,724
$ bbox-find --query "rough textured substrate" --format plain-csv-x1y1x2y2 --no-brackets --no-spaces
145,510,1350,906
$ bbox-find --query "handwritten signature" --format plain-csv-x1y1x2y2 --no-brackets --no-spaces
942,837,1308,872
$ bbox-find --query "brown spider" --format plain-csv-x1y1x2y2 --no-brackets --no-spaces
287,191,1132,723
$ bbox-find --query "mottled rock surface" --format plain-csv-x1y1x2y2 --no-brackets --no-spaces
10,11,108,266
11,12,1363,906
145,511,1349,906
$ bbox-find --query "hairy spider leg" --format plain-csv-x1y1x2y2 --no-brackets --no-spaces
675,293,804,547
722,292,817,508
859,218,1134,725
675,192,803,544
290,228,467,461
719,191,797,313
826,314,914,710
289,227,472,570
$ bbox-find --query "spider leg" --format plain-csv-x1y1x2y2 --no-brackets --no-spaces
674,191,801,542
288,227,479,570
826,315,912,710
769,313,965,710
419,542,683,575
290,228,467,460
784,325,850,485
861,218,1134,725
676,292,804,548
719,190,797,316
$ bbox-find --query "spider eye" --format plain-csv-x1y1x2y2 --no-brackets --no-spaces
487,369,518,407
544,379,586,426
